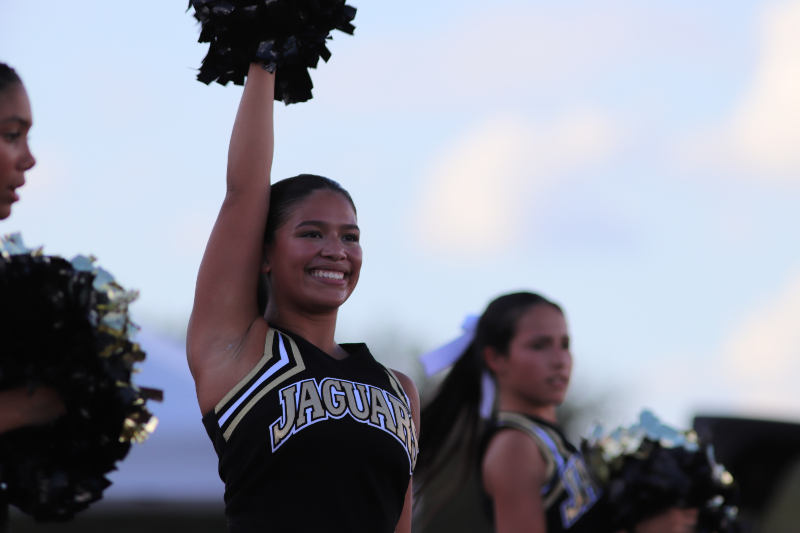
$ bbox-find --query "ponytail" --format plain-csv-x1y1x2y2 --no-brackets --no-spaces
416,339,484,492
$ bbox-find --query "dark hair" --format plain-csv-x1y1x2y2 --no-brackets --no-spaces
0,63,23,94
414,292,563,502
257,174,357,314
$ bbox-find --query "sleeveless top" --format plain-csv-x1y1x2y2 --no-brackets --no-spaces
202,327,419,533
483,412,606,533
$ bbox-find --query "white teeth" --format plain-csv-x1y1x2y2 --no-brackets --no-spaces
311,270,344,280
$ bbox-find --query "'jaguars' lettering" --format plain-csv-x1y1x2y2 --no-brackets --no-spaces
269,378,418,471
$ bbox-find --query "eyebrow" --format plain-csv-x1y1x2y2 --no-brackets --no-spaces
295,220,360,231
0,116,31,127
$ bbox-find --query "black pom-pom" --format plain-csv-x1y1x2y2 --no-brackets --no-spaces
582,410,740,533
189,0,357,104
0,235,160,521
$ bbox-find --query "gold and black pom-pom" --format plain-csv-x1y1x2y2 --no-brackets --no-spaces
188,0,357,104
0,233,161,521
581,410,740,533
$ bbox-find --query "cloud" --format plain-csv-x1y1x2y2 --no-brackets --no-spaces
323,5,673,112
716,272,800,418
413,110,624,255
618,271,800,426
681,0,800,181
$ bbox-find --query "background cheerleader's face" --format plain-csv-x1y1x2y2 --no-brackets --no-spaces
0,83,35,220
264,189,362,313
500,304,573,409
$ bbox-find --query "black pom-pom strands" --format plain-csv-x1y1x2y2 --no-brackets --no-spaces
189,0,357,104
582,410,739,533
0,234,161,521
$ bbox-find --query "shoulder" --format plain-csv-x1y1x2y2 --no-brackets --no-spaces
482,428,548,494
389,370,417,396
389,370,420,424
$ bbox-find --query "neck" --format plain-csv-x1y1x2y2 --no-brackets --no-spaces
264,306,345,359
497,395,558,424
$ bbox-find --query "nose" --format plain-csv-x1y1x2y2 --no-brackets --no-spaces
320,238,346,260
552,348,571,368
19,141,36,172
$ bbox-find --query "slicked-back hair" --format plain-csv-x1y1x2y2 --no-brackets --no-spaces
0,63,23,95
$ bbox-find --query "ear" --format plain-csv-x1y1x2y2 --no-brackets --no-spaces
261,244,272,275
483,346,507,377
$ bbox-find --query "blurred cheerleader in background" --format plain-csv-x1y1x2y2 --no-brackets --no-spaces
415,291,698,533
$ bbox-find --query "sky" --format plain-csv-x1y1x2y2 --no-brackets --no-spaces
2,0,800,473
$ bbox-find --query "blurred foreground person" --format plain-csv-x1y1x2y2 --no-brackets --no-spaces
0,62,63,434
416,291,697,533
0,63,35,221
0,62,159,524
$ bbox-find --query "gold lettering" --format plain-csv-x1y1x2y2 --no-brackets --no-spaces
321,379,347,417
270,385,298,447
341,381,370,420
388,395,412,449
296,379,325,429
369,387,397,433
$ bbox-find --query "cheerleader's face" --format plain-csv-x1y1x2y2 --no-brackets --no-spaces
0,83,35,220
487,304,572,420
264,189,362,314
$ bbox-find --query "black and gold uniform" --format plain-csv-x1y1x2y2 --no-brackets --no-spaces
203,327,418,533
483,412,605,533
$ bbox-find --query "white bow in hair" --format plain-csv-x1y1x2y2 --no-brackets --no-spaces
419,314,479,376
418,314,497,419
419,315,496,418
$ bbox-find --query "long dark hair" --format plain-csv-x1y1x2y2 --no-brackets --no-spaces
257,173,356,314
0,63,23,94
415,292,563,498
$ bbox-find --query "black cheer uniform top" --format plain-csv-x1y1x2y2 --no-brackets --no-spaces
483,412,607,533
203,328,418,533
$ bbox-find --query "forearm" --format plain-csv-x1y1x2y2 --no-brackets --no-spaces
226,64,276,193
0,387,65,433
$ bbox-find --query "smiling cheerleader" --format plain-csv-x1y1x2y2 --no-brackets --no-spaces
186,4,419,531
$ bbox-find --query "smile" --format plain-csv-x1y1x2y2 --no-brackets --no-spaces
309,269,345,280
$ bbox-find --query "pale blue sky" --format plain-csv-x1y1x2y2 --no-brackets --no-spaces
2,0,799,443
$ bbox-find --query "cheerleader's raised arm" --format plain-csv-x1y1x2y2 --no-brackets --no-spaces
187,65,276,414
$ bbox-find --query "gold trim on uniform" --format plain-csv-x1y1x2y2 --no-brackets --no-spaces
216,330,307,441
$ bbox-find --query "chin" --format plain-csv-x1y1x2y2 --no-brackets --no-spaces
550,394,568,406
304,295,351,313
319,288,355,306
